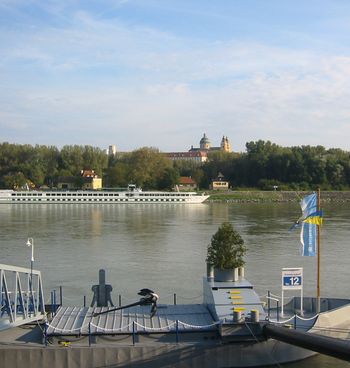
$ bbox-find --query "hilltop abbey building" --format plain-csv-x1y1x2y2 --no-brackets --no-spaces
107,134,232,163
189,133,231,153
166,134,232,163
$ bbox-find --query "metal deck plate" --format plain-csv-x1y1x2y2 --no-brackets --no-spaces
47,304,217,336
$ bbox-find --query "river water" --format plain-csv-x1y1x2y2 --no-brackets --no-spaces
0,202,349,367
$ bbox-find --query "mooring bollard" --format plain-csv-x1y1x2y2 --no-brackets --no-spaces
233,310,242,323
251,309,259,323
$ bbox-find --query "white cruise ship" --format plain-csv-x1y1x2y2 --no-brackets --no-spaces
0,185,209,204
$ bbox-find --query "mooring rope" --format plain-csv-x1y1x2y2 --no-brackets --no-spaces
244,320,283,368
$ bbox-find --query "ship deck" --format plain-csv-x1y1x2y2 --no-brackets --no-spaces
47,304,218,336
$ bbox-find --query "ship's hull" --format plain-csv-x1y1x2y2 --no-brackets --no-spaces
0,190,209,204
0,328,316,368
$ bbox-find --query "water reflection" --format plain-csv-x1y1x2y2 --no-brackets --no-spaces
0,202,350,366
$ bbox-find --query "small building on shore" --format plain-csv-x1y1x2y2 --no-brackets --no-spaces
177,176,197,191
210,173,229,190
57,170,102,190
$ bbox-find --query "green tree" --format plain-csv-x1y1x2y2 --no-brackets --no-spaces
157,167,180,190
126,147,173,189
207,222,246,269
3,172,28,189
104,162,129,188
59,145,85,176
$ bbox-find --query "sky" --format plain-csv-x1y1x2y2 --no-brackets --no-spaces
1,0,350,152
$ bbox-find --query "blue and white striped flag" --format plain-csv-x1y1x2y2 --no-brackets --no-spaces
290,193,323,256
299,193,320,257
300,222,317,256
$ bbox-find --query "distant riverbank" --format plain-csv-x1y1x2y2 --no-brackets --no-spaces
206,191,350,203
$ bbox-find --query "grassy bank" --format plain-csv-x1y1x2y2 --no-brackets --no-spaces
206,191,350,203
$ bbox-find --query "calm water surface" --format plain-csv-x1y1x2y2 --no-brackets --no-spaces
0,202,349,367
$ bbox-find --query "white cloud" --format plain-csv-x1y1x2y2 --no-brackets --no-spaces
1,5,350,151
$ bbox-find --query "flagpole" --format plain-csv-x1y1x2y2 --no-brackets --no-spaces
316,188,321,313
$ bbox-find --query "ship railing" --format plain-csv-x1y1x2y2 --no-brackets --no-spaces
54,287,204,307
264,291,281,321
43,319,222,346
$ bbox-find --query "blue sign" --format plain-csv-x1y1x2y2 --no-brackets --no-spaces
282,268,303,290
283,276,302,287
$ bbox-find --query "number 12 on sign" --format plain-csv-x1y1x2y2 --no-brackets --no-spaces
281,267,304,317
283,276,302,287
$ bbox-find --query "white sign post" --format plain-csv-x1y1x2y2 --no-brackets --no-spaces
281,268,303,317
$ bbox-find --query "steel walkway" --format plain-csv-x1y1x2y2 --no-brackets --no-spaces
0,264,46,331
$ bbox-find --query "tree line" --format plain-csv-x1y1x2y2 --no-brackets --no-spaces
201,141,350,190
0,141,349,190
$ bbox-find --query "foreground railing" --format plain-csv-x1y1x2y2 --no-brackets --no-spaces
0,263,45,330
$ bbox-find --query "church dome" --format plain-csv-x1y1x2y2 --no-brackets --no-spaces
200,133,211,149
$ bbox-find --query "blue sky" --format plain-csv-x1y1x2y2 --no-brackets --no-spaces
1,0,350,152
